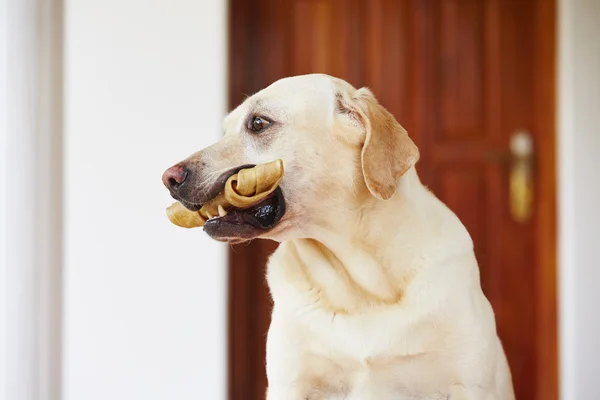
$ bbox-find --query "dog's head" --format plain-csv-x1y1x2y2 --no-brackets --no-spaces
162,74,419,243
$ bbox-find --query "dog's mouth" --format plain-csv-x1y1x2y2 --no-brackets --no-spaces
178,183,286,242
204,187,285,240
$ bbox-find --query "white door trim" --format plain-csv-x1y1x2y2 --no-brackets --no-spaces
2,0,63,399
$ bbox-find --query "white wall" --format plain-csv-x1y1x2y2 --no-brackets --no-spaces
0,0,8,397
63,1,227,399
558,0,600,399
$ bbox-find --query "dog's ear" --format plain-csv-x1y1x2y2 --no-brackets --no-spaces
336,88,419,200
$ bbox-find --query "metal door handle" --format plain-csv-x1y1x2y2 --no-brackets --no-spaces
509,130,534,223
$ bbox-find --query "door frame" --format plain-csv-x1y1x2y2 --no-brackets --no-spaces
2,0,64,398
532,0,558,397
226,1,558,399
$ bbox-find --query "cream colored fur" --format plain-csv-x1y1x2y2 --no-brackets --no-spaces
193,74,515,399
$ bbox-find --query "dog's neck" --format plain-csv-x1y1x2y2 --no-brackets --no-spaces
278,168,473,314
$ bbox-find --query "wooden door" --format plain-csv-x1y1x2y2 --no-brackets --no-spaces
227,1,557,399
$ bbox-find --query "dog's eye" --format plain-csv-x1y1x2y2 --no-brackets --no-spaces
248,116,271,133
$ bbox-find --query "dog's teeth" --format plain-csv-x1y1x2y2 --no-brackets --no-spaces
218,205,227,217
206,211,214,219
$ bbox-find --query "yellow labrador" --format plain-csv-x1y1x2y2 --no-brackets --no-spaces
162,74,515,399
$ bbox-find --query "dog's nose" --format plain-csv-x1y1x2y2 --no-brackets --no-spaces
162,164,189,192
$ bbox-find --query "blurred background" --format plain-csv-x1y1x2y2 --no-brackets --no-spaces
0,0,598,400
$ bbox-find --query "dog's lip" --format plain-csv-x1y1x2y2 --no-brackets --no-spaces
175,164,255,211
203,187,286,241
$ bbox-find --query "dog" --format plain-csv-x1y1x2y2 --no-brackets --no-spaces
162,74,515,399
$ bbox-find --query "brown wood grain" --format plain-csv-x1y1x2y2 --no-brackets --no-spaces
227,1,558,398
532,0,559,397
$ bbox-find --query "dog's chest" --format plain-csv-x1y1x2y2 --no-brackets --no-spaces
293,309,456,398
302,351,452,400
303,306,443,360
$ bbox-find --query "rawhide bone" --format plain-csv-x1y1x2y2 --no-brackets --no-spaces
166,159,284,228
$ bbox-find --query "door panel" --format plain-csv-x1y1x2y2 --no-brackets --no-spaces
228,1,557,399
439,0,486,140
292,1,341,74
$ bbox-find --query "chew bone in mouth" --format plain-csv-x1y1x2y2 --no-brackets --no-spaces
166,159,284,229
